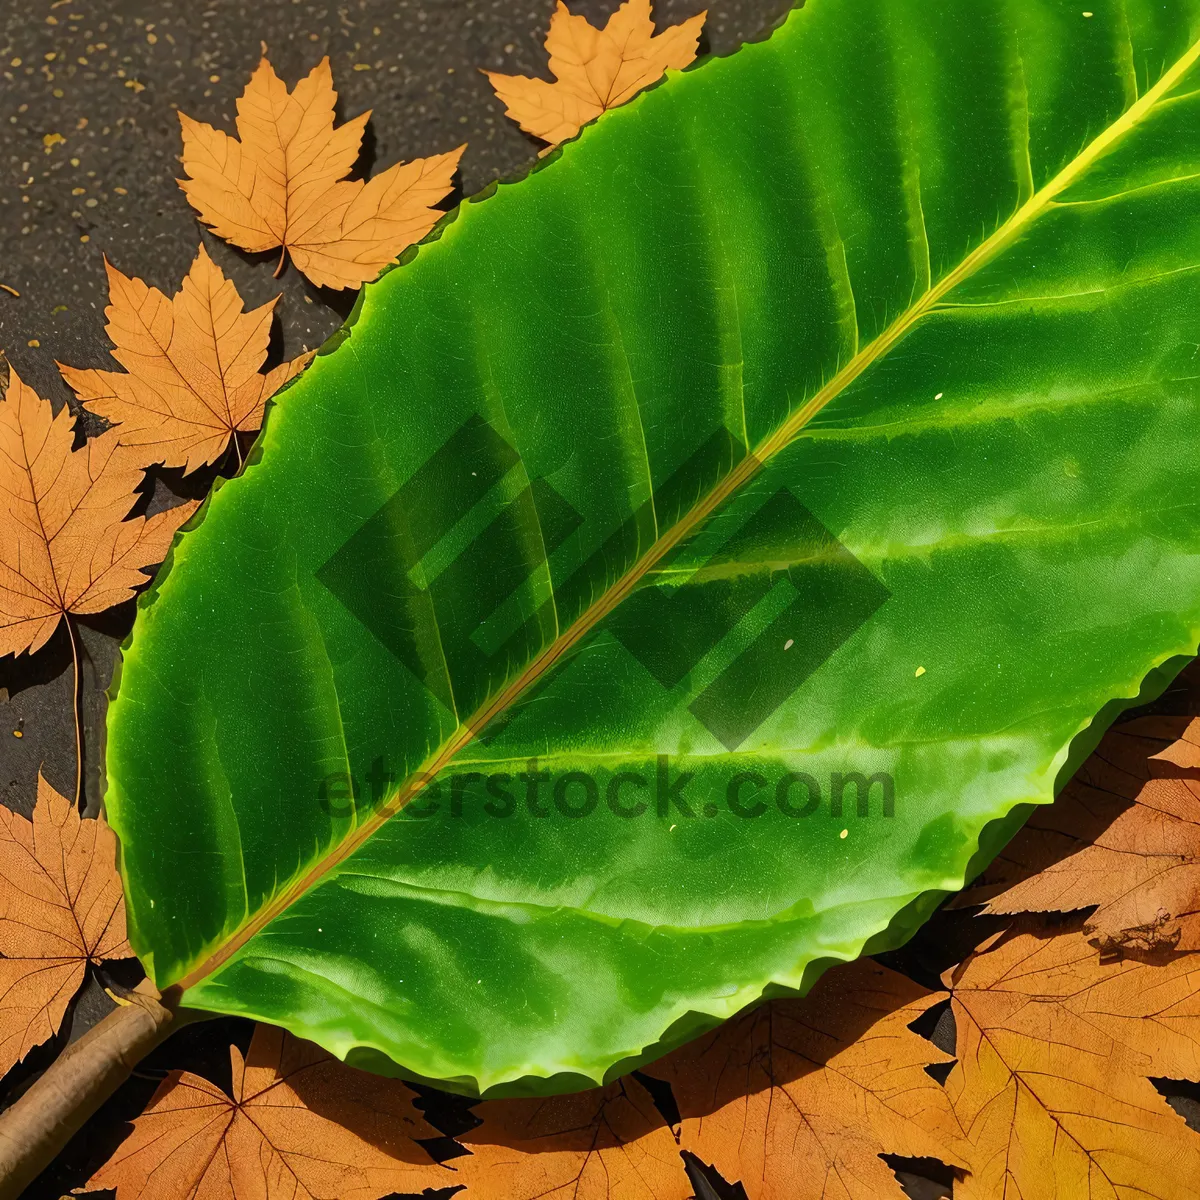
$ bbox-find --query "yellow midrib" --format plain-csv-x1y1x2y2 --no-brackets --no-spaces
173,30,1200,994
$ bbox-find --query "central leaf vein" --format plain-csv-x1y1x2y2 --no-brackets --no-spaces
173,28,1200,994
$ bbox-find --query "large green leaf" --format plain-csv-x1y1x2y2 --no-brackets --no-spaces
108,0,1200,1095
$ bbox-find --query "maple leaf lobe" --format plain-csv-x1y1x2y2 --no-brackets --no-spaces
89,1023,445,1200
0,367,197,657
651,960,967,1200
178,56,465,289
485,0,707,147
0,774,131,1075
963,708,1200,955
457,1077,688,1200
58,244,312,475
946,925,1200,1200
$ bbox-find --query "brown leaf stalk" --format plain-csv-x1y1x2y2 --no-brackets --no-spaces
0,982,203,1199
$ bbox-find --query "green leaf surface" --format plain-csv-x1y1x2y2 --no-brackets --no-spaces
108,0,1200,1095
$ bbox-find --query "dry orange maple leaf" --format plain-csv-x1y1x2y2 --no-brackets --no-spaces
484,0,706,147
0,772,131,1077
178,57,465,290
455,1074,687,1200
89,1022,449,1199
961,712,1200,955
0,363,197,660
648,959,967,1200
945,922,1200,1199
58,245,311,475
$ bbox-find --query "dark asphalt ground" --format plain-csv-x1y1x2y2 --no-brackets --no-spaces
1,2,1193,1198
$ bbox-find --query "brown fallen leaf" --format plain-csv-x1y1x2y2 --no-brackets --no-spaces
455,1075,687,1200
178,56,465,290
945,923,1200,1199
0,773,131,1077
484,0,706,147
961,714,1200,955
0,364,197,659
58,245,312,474
89,1022,448,1199
647,959,966,1200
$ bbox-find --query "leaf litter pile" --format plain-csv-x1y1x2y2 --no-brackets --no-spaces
1,3,1200,1197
